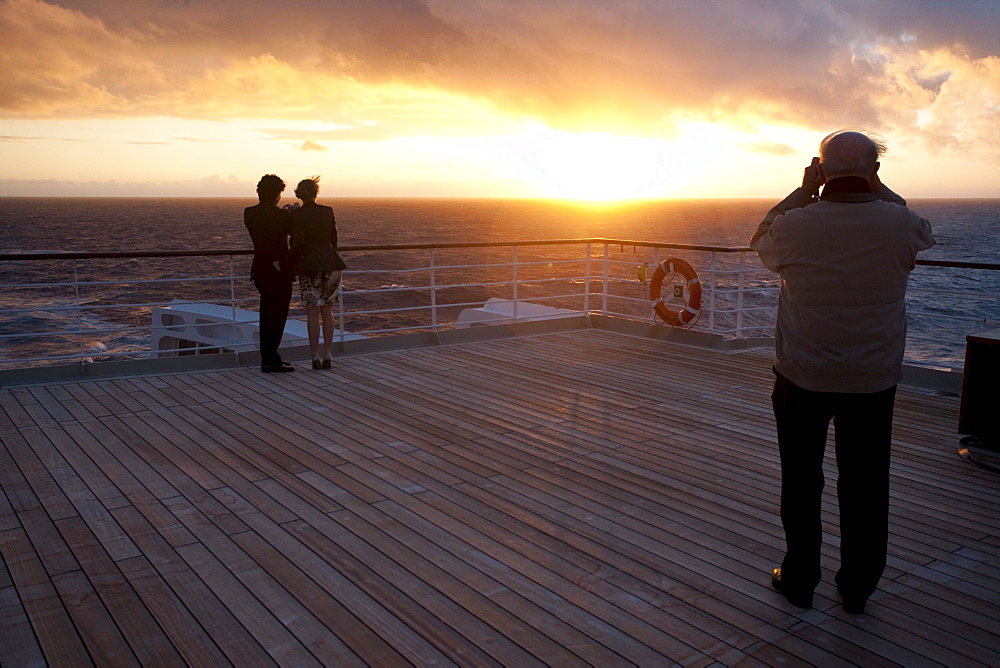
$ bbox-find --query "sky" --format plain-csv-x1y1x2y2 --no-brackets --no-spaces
1,0,998,200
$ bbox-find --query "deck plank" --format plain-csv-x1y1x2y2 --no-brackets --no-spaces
110,505,276,665
1,329,998,666
54,515,181,666
0,554,47,667
0,423,78,522
0,527,90,666
115,554,231,667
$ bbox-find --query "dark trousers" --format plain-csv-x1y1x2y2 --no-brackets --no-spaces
771,370,896,603
253,270,292,367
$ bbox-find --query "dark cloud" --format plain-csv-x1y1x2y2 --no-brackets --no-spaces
834,0,1000,58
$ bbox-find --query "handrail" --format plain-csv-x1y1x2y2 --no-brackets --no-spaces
913,259,1000,270
3,240,995,270
5,238,734,261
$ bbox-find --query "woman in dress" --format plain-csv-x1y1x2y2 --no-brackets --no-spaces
288,177,345,369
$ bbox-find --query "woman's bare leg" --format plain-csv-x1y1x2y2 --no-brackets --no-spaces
320,304,334,360
306,306,320,359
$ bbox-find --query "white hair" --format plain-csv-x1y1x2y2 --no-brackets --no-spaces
819,130,887,179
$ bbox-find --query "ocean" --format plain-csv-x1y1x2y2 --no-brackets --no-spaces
1,197,998,369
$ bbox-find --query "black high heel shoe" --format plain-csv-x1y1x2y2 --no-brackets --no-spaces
321,356,332,370
312,357,322,370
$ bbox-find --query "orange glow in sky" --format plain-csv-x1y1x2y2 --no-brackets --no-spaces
0,1,997,199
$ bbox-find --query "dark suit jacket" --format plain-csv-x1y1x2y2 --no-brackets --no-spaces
289,202,344,274
244,202,291,279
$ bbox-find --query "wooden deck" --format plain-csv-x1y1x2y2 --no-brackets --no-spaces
1,328,997,666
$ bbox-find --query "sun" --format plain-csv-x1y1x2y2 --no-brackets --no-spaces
514,129,675,200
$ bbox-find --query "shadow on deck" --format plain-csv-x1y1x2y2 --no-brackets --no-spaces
1,328,997,666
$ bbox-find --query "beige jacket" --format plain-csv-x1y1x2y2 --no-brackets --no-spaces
751,181,936,393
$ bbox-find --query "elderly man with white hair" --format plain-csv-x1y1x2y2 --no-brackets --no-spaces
751,130,936,614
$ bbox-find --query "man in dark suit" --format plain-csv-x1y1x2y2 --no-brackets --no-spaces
244,174,295,372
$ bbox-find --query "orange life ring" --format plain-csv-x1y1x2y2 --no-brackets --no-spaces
650,258,702,326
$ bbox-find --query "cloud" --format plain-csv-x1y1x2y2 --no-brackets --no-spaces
299,140,327,152
0,134,86,142
0,0,150,116
174,136,233,143
1,0,997,160
739,140,798,157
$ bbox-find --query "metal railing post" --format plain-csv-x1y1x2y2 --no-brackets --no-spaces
584,243,591,314
429,248,438,331
708,252,717,333
736,251,747,339
602,244,609,316
74,262,84,365
337,273,346,343
512,245,519,321
650,248,660,323
229,254,240,364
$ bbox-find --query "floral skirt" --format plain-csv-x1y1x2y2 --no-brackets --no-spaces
298,270,342,308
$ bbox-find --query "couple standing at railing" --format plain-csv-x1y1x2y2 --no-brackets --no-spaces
243,174,345,373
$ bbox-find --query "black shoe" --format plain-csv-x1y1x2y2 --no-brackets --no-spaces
262,364,295,373
842,599,865,615
837,586,866,615
280,360,293,368
771,569,813,609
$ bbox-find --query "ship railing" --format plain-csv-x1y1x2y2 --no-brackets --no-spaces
1,240,997,371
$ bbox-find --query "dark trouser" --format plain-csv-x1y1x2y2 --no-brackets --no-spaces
253,270,292,367
771,370,896,603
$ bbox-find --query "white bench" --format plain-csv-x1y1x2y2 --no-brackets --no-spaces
455,298,582,329
150,300,363,357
